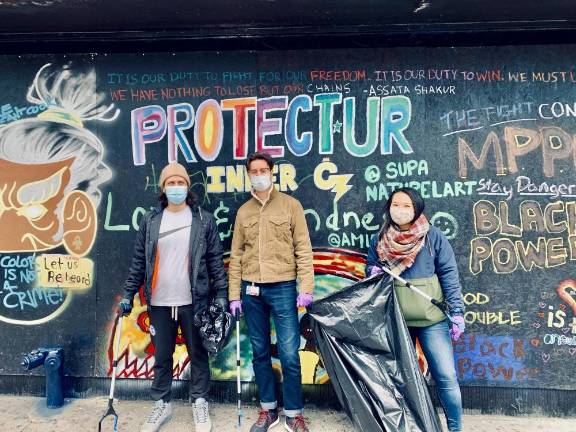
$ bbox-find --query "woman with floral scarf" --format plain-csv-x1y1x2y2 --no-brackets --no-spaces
365,187,465,432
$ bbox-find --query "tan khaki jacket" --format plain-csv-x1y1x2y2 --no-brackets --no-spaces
228,187,314,300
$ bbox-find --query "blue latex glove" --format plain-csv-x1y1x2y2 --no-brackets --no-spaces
118,298,133,317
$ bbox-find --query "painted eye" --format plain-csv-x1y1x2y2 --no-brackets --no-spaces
18,204,48,221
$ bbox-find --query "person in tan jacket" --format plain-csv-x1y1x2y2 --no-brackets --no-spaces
228,152,314,432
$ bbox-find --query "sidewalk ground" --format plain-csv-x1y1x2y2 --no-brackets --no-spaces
2,395,574,431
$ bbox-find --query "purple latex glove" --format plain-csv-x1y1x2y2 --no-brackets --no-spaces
449,315,465,341
368,266,384,277
297,293,313,308
230,300,242,316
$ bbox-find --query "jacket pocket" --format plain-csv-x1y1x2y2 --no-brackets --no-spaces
268,215,291,241
267,215,293,267
242,217,259,247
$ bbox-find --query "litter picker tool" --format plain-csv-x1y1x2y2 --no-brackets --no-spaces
378,265,455,323
98,312,124,432
235,309,243,430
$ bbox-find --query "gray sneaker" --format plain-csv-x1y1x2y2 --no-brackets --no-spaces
192,398,212,432
140,400,172,432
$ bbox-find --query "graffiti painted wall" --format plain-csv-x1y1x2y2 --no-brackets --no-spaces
0,47,575,393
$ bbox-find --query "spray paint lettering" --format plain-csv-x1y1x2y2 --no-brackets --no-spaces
469,200,576,274
458,126,576,178
453,335,539,382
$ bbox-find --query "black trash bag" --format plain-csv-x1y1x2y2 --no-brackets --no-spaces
309,274,442,432
194,301,235,355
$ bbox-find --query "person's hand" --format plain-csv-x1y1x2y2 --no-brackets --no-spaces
449,315,465,341
368,266,384,276
214,297,228,311
230,300,242,317
118,298,133,317
297,293,313,308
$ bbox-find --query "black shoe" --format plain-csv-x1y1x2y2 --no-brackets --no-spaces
250,409,279,432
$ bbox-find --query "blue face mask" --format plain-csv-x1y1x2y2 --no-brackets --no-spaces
165,186,188,205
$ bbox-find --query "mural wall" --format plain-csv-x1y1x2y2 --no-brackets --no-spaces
1,47,575,394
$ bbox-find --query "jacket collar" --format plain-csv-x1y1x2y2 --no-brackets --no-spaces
154,203,203,216
251,185,276,207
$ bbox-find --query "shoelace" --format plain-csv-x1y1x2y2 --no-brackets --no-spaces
147,402,166,424
290,415,308,432
194,401,208,423
255,409,271,426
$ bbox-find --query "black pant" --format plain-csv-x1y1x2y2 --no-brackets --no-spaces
148,304,210,402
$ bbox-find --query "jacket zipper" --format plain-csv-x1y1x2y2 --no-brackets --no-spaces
190,209,203,307
258,203,264,282
256,191,273,284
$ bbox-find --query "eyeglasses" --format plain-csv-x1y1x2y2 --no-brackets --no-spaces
248,168,271,176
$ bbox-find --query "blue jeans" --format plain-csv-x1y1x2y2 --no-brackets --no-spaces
409,320,462,432
242,280,302,416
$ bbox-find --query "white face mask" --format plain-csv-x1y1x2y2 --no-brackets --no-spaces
250,174,272,192
390,207,415,226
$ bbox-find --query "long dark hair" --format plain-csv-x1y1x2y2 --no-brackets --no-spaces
382,187,425,232
158,190,197,208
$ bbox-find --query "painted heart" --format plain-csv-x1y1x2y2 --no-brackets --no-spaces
538,302,546,308
562,327,570,334
532,322,541,329
537,312,545,318
556,279,576,315
569,348,576,356
530,339,540,347
541,353,550,363
559,304,566,311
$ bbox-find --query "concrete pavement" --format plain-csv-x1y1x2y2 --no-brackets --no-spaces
1,395,574,431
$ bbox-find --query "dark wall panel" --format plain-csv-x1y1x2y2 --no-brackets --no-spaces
0,46,575,401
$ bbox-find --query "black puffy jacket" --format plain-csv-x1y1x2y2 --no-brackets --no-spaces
122,204,228,314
